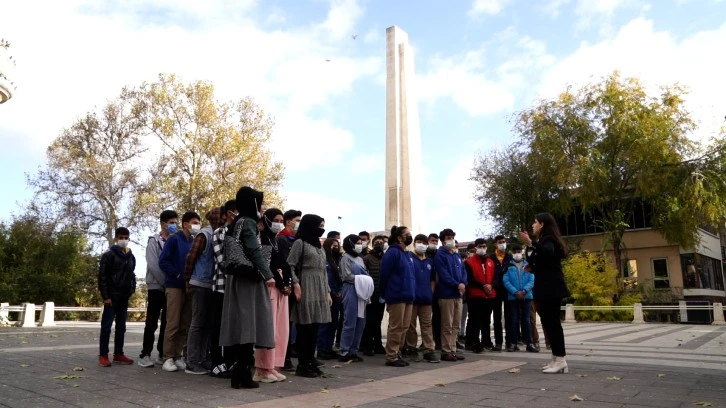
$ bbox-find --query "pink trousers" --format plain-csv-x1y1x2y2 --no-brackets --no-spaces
255,286,289,370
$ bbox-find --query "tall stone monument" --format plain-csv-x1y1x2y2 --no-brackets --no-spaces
385,26,424,235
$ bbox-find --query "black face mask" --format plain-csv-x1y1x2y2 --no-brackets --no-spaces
373,243,383,253
404,235,413,246
316,228,326,238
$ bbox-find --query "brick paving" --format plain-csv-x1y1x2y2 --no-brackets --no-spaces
0,322,724,407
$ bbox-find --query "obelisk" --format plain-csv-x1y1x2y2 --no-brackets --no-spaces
385,26,424,235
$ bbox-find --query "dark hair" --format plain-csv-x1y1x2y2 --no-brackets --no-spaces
389,226,408,246
223,200,236,214
160,210,178,223
535,212,568,256
439,228,455,240
510,243,523,252
474,238,487,246
115,227,130,237
322,238,341,276
327,231,340,239
182,211,201,224
359,231,370,238
428,233,439,240
372,235,387,244
283,209,302,223
343,234,362,257
494,234,506,242
414,234,428,243
467,243,476,251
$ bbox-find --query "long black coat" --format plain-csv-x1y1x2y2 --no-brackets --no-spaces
528,236,570,300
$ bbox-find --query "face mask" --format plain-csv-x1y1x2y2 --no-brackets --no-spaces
116,239,129,248
354,244,363,254
428,243,437,250
383,242,389,251
445,240,455,249
270,222,284,234
497,243,507,251
476,248,487,256
513,253,523,262
316,227,325,238
373,243,383,252
403,236,413,246
361,240,368,248
415,243,427,254
167,223,178,234
190,224,201,234
294,221,300,232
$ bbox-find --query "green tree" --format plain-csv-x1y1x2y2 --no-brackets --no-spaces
473,72,726,286
130,73,284,222
0,214,99,307
27,96,147,247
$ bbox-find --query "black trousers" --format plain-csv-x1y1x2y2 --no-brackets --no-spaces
465,298,486,347
432,298,441,350
538,297,566,356
361,302,385,351
210,291,237,367
140,289,166,358
296,323,320,366
492,296,506,346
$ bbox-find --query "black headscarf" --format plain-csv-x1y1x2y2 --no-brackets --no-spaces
296,214,325,248
342,234,361,257
261,208,283,245
235,186,263,221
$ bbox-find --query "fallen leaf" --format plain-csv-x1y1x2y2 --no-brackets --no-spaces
344,360,353,365
49,334,59,338
584,354,590,357
320,387,329,394
606,376,621,381
20,364,30,368
507,368,521,373
320,373,335,379
576,374,588,378
658,374,666,379
71,384,79,388
331,365,342,369
52,374,83,380
332,404,342,408
365,379,375,382
435,382,446,387
19,341,28,344
72,367,84,372
570,394,583,402
694,402,713,407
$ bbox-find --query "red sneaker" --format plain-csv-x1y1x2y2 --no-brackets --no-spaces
99,355,112,367
113,354,133,365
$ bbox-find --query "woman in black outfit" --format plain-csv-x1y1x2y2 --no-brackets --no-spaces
519,212,570,374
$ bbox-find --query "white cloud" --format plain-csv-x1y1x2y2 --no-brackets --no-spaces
537,18,726,140
362,28,381,44
468,0,511,17
349,153,385,175
0,0,382,172
542,0,642,32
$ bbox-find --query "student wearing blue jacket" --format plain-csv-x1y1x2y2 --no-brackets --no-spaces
434,228,467,362
404,234,439,363
502,243,537,353
379,226,415,367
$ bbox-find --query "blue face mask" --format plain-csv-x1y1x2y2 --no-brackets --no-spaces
167,223,178,234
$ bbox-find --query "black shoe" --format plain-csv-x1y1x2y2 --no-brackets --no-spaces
352,355,364,363
338,354,354,363
231,365,259,389
314,359,325,367
282,359,295,371
295,363,318,378
311,363,324,376
506,345,517,352
441,352,457,362
492,344,502,352
472,344,485,354
385,359,407,367
526,344,540,353
361,348,375,357
455,352,465,360
318,351,339,360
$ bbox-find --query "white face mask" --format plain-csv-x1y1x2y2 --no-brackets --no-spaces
414,243,427,254
361,240,369,248
190,224,201,234
513,253,523,262
354,244,363,254
476,248,487,256
497,243,507,251
383,242,389,252
270,222,284,234
445,240,455,249
116,239,129,248
294,221,300,232
428,243,438,250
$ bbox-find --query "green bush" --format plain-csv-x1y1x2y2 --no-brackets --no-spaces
563,251,641,321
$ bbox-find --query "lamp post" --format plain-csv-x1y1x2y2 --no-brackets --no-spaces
0,39,16,104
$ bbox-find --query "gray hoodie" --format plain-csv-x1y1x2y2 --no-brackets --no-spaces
145,234,167,291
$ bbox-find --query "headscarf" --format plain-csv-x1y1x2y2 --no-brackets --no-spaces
235,186,263,221
296,214,325,248
260,208,283,245
342,234,361,257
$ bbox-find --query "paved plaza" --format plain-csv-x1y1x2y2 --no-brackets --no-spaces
0,322,725,408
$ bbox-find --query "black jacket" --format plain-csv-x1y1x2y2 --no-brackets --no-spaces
363,250,383,302
528,236,570,300
491,252,513,299
98,246,137,300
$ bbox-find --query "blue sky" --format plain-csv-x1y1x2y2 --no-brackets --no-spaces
1,0,725,275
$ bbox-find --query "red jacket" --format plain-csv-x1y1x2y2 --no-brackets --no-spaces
465,255,497,299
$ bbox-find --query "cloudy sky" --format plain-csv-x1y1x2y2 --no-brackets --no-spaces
1,0,725,265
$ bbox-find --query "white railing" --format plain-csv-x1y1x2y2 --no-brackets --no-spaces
2,301,725,327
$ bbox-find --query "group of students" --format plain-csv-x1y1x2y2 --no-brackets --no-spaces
97,186,571,390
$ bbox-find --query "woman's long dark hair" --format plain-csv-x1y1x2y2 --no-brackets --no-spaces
535,212,568,256
323,238,341,277
388,225,408,247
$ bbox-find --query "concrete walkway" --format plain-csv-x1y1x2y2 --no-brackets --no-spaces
0,322,724,407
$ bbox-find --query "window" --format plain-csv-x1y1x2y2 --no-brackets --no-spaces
681,253,725,291
622,259,638,278
652,258,670,289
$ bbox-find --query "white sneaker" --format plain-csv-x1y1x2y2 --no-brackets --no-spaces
155,355,165,365
162,358,178,372
174,357,187,371
137,355,154,368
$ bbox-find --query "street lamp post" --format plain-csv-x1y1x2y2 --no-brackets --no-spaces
0,39,16,104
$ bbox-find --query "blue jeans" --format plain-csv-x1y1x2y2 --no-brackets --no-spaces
317,296,342,352
100,296,129,356
340,283,365,356
508,299,532,345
